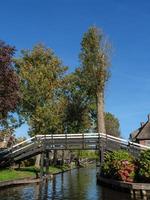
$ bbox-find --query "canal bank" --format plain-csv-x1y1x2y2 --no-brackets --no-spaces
0,156,96,188
97,174,150,199
0,164,77,188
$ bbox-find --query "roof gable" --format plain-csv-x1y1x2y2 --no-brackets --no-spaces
136,121,150,140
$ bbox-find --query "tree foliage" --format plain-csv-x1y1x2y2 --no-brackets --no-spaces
63,73,91,133
105,112,120,137
0,41,20,130
86,106,121,137
136,150,150,182
79,26,111,133
79,27,110,95
15,44,67,135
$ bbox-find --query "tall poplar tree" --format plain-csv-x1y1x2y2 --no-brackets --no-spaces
79,27,111,133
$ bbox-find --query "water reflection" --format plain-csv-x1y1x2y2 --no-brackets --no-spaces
0,168,132,200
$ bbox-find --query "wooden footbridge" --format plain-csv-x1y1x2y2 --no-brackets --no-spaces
0,133,150,168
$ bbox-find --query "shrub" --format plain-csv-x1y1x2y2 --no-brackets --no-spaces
101,150,135,182
136,150,150,183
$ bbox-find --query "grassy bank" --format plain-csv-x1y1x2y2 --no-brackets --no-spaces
0,169,36,181
0,163,76,182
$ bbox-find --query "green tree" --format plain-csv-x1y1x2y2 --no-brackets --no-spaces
88,109,121,137
15,44,67,136
105,112,120,137
79,26,111,133
63,73,91,133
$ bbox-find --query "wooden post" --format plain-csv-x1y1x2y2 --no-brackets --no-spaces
65,134,67,149
45,151,49,175
98,133,101,167
82,133,84,149
53,150,57,166
130,189,135,199
100,146,104,163
51,134,53,149
142,190,147,200
62,150,64,166
99,144,104,174
40,152,44,178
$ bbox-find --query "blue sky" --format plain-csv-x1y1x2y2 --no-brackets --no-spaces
1,0,150,139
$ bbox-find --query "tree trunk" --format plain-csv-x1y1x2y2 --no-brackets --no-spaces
53,150,57,166
97,91,106,133
35,154,41,169
97,90,106,166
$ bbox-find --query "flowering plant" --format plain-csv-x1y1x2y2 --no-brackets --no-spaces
101,150,135,182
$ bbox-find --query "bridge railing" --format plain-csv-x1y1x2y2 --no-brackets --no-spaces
36,133,101,150
10,133,150,152
2,133,150,161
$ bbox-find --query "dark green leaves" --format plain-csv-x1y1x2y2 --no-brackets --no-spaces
0,41,20,131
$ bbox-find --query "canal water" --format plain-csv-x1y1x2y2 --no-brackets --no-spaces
0,167,131,200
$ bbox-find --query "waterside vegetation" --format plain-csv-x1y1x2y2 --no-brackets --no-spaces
101,149,150,183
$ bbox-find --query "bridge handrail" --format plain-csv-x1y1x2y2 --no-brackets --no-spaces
12,142,36,154
99,133,129,146
128,141,150,149
7,133,150,155
36,133,100,137
11,135,44,154
12,136,36,148
9,136,38,153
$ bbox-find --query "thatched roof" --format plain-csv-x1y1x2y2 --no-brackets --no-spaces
130,115,150,141
130,128,140,141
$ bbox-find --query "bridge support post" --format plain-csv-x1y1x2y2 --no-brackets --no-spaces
45,151,49,175
99,145,105,173
100,146,104,164
40,152,44,178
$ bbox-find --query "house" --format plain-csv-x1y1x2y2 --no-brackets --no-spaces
129,114,150,146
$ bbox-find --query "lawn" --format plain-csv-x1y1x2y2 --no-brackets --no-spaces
0,169,35,181
0,164,76,182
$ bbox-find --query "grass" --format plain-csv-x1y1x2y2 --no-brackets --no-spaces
48,163,76,174
0,163,76,182
75,150,99,159
0,169,36,181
